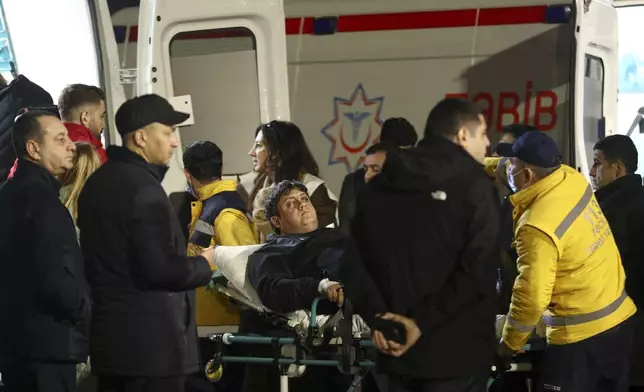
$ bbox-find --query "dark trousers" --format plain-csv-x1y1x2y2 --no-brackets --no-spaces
539,319,633,392
97,376,186,392
387,374,488,392
1,361,76,392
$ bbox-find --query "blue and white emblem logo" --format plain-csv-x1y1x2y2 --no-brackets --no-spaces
321,84,384,172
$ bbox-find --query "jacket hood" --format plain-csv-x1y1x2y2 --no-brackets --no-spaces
196,179,238,201
373,136,484,193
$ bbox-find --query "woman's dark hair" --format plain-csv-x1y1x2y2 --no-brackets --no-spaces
258,120,319,183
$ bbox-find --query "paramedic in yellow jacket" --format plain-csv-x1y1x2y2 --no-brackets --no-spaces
183,141,258,327
497,131,636,392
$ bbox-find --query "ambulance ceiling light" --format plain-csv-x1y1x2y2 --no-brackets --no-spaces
545,4,572,24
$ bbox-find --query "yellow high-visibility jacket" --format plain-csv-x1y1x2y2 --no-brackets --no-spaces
502,165,636,350
187,180,258,327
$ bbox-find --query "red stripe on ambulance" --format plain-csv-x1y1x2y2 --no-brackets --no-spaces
115,5,550,42
285,6,548,34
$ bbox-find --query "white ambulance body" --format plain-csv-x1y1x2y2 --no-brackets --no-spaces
105,0,618,195
0,0,637,196
0,0,638,356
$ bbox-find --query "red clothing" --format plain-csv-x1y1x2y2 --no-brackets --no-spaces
64,122,107,164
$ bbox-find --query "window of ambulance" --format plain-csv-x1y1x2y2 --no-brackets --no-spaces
168,27,261,179
0,1,16,85
583,55,604,174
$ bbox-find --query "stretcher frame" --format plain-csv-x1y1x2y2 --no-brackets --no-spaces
207,286,545,392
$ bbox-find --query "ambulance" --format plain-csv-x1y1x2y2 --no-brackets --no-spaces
0,0,641,339
0,0,640,195
103,0,619,195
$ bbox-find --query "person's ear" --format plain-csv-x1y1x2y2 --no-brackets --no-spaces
25,139,41,161
455,127,468,146
524,166,536,184
133,129,146,147
614,161,626,177
270,216,281,230
80,111,90,127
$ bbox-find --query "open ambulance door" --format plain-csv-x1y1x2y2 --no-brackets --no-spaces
612,0,644,178
573,0,618,177
136,0,291,194
91,0,129,148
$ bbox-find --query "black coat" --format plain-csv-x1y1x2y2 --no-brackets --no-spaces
248,228,387,317
77,146,212,377
338,169,366,234
0,160,90,363
352,136,501,379
595,174,644,386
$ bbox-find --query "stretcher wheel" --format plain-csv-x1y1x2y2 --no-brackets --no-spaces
205,357,224,382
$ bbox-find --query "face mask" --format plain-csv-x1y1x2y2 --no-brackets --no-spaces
507,171,518,193
507,167,526,193
186,180,198,198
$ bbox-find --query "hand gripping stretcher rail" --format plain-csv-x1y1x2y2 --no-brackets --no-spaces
205,245,546,392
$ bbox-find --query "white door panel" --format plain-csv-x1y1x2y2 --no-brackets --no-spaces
574,0,617,177
92,0,127,146
137,0,290,194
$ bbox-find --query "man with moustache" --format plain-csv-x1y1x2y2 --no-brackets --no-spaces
0,111,90,392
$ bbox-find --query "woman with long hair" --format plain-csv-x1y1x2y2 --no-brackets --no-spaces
58,142,100,386
247,120,337,239
60,142,100,228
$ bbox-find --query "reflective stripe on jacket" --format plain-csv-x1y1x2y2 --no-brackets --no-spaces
502,165,636,350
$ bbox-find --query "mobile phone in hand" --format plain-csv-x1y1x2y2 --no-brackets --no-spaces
371,318,407,345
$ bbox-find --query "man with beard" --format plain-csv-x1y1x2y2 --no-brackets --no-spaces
591,134,644,392
353,98,501,392
58,84,107,163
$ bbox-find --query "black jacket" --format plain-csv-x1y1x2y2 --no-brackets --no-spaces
0,160,90,363
77,146,212,377
338,169,366,234
352,137,501,379
595,174,644,385
248,228,387,317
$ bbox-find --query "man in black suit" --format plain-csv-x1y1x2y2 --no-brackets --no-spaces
77,95,216,392
0,111,91,392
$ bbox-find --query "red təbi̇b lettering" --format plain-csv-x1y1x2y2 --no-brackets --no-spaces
445,81,558,131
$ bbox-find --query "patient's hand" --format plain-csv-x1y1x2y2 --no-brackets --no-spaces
326,283,344,307
201,247,216,272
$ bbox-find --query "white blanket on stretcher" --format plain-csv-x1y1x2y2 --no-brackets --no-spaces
213,245,370,335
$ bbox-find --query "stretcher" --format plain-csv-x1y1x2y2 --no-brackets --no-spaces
207,245,545,392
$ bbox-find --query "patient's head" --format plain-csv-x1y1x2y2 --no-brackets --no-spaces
265,180,318,235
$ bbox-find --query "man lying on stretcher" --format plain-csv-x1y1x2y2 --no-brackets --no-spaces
246,179,386,321
228,180,386,392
